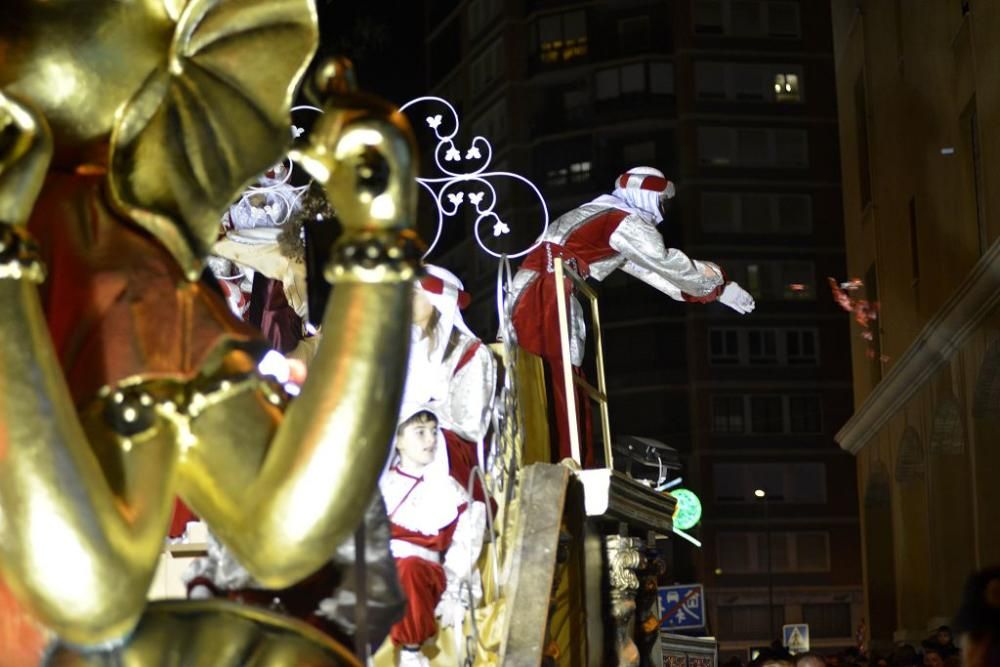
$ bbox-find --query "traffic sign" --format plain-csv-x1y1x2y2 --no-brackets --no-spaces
783,624,810,654
658,584,705,630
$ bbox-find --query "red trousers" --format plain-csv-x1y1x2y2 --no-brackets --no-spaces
390,556,447,646
511,271,595,466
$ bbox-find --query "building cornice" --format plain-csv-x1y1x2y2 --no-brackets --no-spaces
836,239,1000,454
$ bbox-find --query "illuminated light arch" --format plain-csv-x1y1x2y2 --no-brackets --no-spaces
400,96,549,260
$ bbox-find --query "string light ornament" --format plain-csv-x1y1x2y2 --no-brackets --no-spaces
399,96,549,259
828,276,888,362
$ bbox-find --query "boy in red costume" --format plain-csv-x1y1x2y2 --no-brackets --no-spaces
380,408,486,666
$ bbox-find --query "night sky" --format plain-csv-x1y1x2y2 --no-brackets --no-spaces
315,1,427,105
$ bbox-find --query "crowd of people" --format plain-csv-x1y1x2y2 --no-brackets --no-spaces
721,567,1000,667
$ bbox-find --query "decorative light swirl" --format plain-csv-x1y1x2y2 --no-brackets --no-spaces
400,96,549,259
228,105,323,229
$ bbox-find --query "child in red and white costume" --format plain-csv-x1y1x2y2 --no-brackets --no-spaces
405,265,497,502
381,407,486,666
510,166,755,463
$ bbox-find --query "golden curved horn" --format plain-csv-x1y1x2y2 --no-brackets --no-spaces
179,58,422,587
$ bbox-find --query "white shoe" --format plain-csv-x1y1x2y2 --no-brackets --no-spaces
398,647,429,667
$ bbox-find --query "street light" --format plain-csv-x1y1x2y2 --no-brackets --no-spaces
754,488,774,643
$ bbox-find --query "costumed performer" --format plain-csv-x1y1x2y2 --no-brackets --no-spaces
406,265,497,503
510,166,756,464
380,407,487,667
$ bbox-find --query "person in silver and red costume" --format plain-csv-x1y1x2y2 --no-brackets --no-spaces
510,166,756,464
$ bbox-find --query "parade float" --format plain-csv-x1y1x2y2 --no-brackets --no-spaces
0,2,752,664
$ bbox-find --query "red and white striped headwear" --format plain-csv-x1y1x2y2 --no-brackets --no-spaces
615,167,676,198
415,264,475,342
602,166,676,225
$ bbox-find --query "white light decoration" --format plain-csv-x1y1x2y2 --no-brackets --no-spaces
400,96,549,259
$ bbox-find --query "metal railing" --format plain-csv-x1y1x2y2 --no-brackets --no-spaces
552,256,613,469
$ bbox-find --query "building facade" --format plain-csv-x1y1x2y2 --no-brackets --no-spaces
830,0,1000,649
422,0,862,654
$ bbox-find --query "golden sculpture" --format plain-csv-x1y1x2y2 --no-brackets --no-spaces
0,0,420,661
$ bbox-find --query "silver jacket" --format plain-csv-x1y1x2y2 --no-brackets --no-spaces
439,330,497,445
510,203,724,366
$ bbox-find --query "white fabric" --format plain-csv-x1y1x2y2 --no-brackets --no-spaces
399,649,430,667
589,191,662,226
589,165,672,225
400,331,452,415
435,500,486,627
419,265,475,348
404,265,497,448
402,265,473,408
379,467,467,536
389,539,441,563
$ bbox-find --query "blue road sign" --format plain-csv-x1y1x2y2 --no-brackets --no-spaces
783,624,810,654
658,584,705,630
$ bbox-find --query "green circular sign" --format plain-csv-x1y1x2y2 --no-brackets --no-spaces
671,488,703,531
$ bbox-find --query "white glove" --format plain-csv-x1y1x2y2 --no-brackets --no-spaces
719,282,755,314
434,588,467,628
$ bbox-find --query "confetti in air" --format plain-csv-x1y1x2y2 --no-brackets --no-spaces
828,277,887,362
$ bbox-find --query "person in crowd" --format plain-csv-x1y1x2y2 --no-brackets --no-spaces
796,652,827,667
952,566,1000,667
923,647,945,667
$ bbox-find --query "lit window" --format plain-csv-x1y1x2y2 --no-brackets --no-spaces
569,160,591,182
545,161,590,187
538,11,588,64
774,73,801,102
781,261,815,300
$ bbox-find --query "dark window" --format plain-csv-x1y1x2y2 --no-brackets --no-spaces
618,16,651,51
748,330,778,364
750,396,783,433
712,396,745,433
716,605,786,640
767,2,801,37
788,396,822,433
710,329,741,365
803,603,852,638
778,194,812,233
693,0,723,34
854,74,872,209
786,329,818,365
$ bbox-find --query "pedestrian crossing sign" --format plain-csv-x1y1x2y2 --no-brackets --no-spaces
783,624,810,655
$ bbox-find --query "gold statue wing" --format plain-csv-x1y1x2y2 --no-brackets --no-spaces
108,0,318,279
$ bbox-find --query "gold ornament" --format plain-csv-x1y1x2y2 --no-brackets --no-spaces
0,0,421,658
